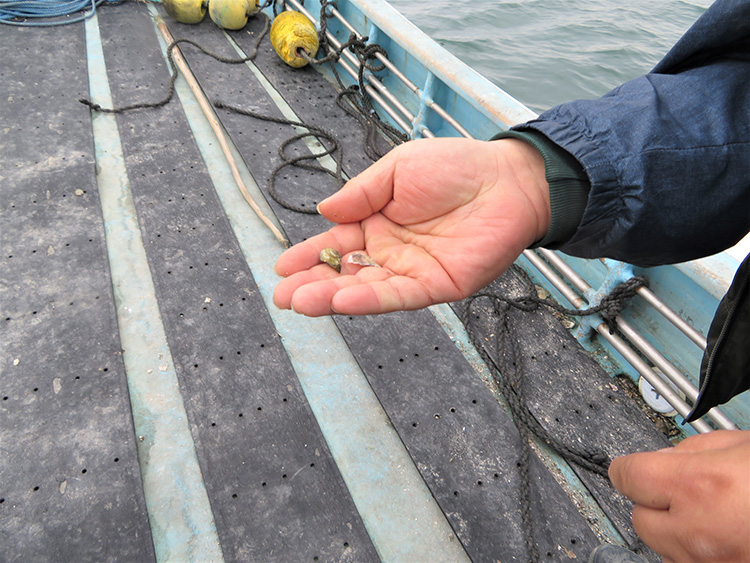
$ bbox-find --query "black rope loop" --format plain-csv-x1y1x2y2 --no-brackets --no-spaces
595,275,648,333
271,0,287,17
214,100,344,214
320,0,337,20
311,0,408,157
462,287,614,477
351,38,387,73
476,265,649,333
79,16,270,114
458,264,651,560
462,265,651,469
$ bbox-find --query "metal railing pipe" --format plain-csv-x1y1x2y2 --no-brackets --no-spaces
286,0,427,136
326,4,473,137
527,248,712,432
635,286,708,350
317,37,415,134
537,249,589,294
534,249,736,430
522,249,586,307
596,325,713,433
295,0,469,138
615,319,737,430
546,251,707,350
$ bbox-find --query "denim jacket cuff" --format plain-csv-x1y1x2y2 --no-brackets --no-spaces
491,129,590,248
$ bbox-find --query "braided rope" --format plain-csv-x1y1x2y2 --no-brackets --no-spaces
214,100,344,213
0,0,125,26
460,265,647,560
303,0,409,155
79,16,270,113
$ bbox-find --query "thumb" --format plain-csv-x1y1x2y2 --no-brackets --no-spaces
318,152,397,223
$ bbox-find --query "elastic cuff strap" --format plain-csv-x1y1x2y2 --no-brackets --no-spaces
492,129,590,248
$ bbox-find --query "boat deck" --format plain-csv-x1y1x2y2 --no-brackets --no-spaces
1,3,674,561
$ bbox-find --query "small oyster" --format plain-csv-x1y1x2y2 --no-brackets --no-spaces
319,247,341,272
347,252,380,268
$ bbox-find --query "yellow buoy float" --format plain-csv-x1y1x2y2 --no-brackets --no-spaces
209,0,257,30
163,0,207,24
270,11,319,68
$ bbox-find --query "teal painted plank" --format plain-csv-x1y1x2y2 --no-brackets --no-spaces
85,13,225,562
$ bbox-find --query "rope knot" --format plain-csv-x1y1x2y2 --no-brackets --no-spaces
597,275,648,333
78,98,102,112
320,0,338,17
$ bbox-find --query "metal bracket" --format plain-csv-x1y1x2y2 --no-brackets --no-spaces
411,71,435,139
571,259,636,339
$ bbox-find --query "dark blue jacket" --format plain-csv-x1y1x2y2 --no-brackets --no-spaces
502,0,750,423
520,0,750,266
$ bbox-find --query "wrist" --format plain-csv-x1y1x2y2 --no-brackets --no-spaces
492,129,590,248
490,137,552,245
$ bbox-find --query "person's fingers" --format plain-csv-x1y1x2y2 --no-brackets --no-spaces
317,151,397,224
630,491,748,562
613,434,750,562
273,265,341,310
287,272,437,316
290,274,382,317
672,429,750,453
274,223,365,277
630,505,690,562
608,451,678,509
273,258,394,312
330,276,436,315
610,434,749,512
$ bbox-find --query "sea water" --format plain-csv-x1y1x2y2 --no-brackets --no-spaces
386,0,712,114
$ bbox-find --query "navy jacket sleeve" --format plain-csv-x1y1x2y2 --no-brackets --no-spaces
514,0,750,267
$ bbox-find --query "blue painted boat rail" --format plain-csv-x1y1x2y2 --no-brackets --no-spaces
267,0,747,433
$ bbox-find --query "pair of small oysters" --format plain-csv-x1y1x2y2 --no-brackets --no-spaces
319,248,379,272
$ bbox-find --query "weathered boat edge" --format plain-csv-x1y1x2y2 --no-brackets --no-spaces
276,0,747,432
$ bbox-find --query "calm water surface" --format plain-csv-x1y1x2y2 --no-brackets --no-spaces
386,0,712,113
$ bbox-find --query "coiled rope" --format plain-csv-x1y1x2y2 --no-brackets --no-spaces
460,265,648,560
0,0,123,26
79,24,270,113
301,0,409,157
79,0,407,212
214,100,345,214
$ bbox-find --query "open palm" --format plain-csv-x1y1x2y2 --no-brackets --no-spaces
273,137,550,316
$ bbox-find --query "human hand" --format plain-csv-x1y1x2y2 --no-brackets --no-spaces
609,430,750,562
273,137,550,316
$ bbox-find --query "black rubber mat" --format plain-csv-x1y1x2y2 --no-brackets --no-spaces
96,5,377,561
336,310,605,560
0,23,155,561
453,270,671,556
